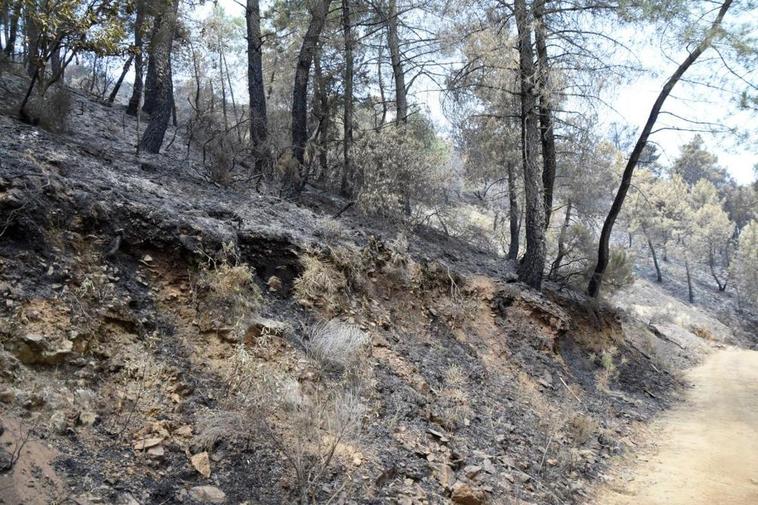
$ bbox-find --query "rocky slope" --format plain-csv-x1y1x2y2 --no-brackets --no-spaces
0,77,749,505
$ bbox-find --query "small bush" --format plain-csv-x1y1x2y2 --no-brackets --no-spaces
306,319,370,372
26,86,73,133
601,248,635,294
355,121,451,221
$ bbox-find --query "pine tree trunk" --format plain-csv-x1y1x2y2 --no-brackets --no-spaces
708,250,727,291
507,160,520,261
142,13,161,115
291,0,332,168
4,2,19,58
247,0,268,163
341,0,354,196
533,0,557,229
24,8,40,77
645,230,662,283
139,0,179,154
126,0,145,116
386,0,407,123
377,42,387,128
313,46,329,178
588,0,733,298
50,46,61,80
514,0,546,290
549,200,571,278
685,258,694,303
107,54,133,105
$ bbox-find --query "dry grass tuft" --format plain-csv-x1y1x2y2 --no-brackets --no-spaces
691,325,715,341
306,319,370,372
293,254,347,313
436,365,474,430
566,413,597,445
195,243,262,340
316,216,347,244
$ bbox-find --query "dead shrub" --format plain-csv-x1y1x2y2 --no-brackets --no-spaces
272,384,364,504
327,244,368,291
195,243,262,340
691,325,715,341
212,347,365,504
315,216,347,244
306,319,370,373
293,254,347,313
566,413,597,445
26,86,73,133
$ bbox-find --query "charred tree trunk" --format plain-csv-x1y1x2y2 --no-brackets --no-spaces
587,0,733,298
313,45,329,178
685,257,694,303
24,7,40,77
514,0,546,290
50,46,61,79
549,200,572,278
126,0,145,116
219,42,228,131
708,250,727,291
139,0,179,154
291,0,331,168
386,0,407,123
107,53,133,105
377,41,387,128
533,0,557,229
507,160,520,261
340,0,354,195
4,1,19,58
142,12,162,116
645,230,662,283
247,0,268,162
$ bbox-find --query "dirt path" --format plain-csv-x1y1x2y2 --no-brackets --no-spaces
599,347,758,505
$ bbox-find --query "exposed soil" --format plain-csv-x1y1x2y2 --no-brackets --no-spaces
0,72,754,505
597,347,758,505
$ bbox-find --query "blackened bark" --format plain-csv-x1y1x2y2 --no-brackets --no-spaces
218,42,228,131
139,0,179,154
50,46,61,79
645,230,662,283
533,0,556,228
386,0,406,123
685,258,694,303
24,8,40,77
246,0,268,165
142,13,162,115
514,0,546,290
4,2,19,57
588,0,733,297
549,200,572,278
291,0,332,166
341,0,354,195
107,53,133,105
377,41,387,127
507,160,520,261
313,46,329,177
126,0,145,116
708,250,727,291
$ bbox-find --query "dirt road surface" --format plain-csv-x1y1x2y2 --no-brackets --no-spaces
598,347,758,505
